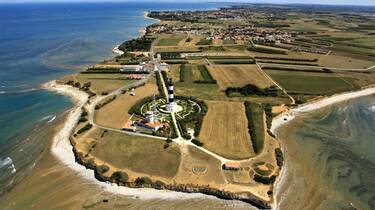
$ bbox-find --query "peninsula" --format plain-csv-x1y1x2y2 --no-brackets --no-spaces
46,4,375,209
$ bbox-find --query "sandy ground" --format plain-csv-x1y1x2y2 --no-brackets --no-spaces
94,83,158,129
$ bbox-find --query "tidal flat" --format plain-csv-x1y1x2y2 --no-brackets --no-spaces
275,95,375,210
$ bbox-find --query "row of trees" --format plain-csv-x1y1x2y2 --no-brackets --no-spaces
226,84,282,97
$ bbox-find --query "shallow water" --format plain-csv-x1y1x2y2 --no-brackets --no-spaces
276,95,375,210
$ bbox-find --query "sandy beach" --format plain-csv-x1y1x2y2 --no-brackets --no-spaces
271,86,375,209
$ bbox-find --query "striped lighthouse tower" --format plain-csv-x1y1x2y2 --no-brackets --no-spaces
168,78,174,103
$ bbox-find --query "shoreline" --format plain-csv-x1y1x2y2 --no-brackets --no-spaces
41,80,224,201
43,80,269,208
271,86,375,209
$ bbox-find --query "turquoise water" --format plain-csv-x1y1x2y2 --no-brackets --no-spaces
276,95,375,210
0,2,225,193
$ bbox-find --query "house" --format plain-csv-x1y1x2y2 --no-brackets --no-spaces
222,162,241,171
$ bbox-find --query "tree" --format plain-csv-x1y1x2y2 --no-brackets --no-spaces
111,171,129,183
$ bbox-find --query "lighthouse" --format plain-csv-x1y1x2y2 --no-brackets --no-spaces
165,78,180,112
168,78,174,103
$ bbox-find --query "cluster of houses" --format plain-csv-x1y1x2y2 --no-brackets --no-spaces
147,22,293,44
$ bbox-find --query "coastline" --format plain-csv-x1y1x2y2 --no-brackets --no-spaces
40,9,375,210
271,86,375,209
41,80,224,201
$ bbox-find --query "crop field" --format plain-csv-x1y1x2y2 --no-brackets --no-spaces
179,64,204,83
74,74,133,95
208,64,273,90
198,101,255,159
89,129,181,179
175,83,225,100
318,53,375,69
265,70,356,94
95,82,158,128
155,35,185,46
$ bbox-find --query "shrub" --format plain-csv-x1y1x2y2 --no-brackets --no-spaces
275,148,284,167
135,176,153,185
192,138,204,147
226,84,281,97
86,159,96,169
111,171,129,183
154,180,165,189
76,123,92,134
96,165,110,174
253,174,276,185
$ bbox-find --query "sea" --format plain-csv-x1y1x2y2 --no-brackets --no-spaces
1,2,375,210
0,0,229,199
275,95,375,210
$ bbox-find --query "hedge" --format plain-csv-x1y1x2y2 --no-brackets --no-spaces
77,123,93,134
255,56,318,62
245,102,265,154
226,84,282,97
275,148,284,167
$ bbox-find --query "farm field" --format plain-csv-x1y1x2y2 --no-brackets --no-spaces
199,101,254,159
175,83,225,100
88,129,181,179
318,53,375,69
155,35,185,46
265,70,356,94
95,82,158,128
208,64,273,89
179,64,204,83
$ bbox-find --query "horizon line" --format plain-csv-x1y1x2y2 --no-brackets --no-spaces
0,0,374,7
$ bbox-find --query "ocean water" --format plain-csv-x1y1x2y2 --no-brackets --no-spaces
0,2,226,194
275,95,375,210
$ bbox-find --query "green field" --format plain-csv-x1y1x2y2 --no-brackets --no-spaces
244,102,265,154
180,64,194,83
156,37,184,46
266,71,356,94
90,129,181,178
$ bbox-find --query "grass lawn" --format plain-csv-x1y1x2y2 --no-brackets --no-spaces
90,129,181,179
266,71,356,94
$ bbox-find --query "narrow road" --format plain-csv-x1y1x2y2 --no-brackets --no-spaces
258,62,375,71
256,63,296,104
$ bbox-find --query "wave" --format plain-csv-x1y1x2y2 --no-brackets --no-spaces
368,105,375,112
40,115,57,123
0,88,38,95
0,157,13,168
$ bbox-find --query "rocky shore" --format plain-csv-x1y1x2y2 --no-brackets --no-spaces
70,144,271,209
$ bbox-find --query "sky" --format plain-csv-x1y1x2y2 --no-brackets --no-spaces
0,0,374,6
